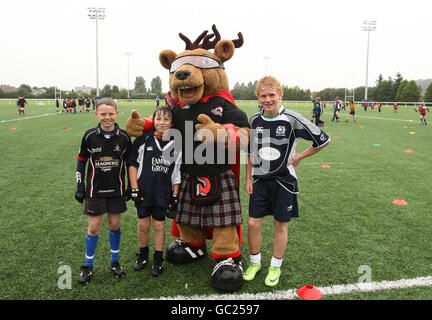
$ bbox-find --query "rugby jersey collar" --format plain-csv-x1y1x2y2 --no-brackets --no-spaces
261,105,285,118
96,123,121,136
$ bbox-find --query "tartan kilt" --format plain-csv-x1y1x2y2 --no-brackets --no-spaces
175,169,242,228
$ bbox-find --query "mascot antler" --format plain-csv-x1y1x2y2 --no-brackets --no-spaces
179,24,243,50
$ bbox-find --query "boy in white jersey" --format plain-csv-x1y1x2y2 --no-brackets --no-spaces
244,76,330,286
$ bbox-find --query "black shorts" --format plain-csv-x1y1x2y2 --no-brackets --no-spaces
83,196,127,216
136,206,166,221
249,179,299,222
350,111,355,115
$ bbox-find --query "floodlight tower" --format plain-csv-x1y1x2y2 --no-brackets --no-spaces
125,52,132,99
362,20,376,101
88,7,106,97
263,56,270,75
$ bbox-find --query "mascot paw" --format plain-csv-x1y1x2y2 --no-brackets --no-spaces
211,257,243,292
166,239,207,264
195,114,227,144
126,109,147,137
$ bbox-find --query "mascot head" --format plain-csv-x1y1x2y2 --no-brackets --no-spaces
159,24,243,106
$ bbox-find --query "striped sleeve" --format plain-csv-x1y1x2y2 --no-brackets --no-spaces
285,110,330,148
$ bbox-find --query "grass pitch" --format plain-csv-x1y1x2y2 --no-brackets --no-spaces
1,99,431,300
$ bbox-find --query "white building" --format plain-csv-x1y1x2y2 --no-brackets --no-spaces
74,85,93,95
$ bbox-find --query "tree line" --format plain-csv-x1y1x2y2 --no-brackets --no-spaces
232,73,432,103
2,73,431,102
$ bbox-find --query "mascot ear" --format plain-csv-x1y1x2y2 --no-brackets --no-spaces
159,50,177,70
214,40,235,62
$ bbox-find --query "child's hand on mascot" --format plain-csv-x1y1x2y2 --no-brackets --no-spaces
126,109,154,137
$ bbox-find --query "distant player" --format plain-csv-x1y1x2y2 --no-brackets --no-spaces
416,104,428,125
85,97,91,112
17,96,27,115
345,100,356,123
313,98,324,126
62,98,68,113
331,97,340,122
378,102,382,113
394,103,398,112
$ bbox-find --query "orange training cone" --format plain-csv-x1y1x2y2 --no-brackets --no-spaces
11,127,16,130
392,198,408,206
321,164,330,168
63,127,68,129
297,285,322,300
404,149,413,153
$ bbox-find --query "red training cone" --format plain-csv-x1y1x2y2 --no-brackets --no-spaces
321,164,330,168
63,127,68,129
297,285,322,300
404,149,413,153
392,198,408,206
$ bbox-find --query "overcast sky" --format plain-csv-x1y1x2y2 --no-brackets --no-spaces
1,0,431,93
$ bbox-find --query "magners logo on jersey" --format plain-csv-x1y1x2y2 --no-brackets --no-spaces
95,156,120,172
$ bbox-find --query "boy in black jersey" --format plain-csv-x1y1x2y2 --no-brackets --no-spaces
243,76,330,287
75,98,132,284
128,107,181,276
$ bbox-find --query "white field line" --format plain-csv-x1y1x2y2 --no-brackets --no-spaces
0,112,60,123
354,114,420,122
278,108,421,123
139,276,432,300
302,162,344,166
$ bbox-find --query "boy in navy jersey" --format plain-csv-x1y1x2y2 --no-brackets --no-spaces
243,76,330,287
128,106,181,276
75,98,132,284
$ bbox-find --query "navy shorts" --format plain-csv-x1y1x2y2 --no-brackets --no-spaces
83,196,127,216
249,179,299,222
136,206,166,221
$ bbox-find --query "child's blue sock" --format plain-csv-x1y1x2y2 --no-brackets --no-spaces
109,227,121,263
85,233,99,267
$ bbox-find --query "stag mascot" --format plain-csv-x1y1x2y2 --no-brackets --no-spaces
126,25,249,291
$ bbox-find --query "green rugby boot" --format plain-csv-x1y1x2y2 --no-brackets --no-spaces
242,263,261,281
264,266,281,287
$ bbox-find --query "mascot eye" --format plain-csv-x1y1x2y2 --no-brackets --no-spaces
202,57,212,65
170,55,224,73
